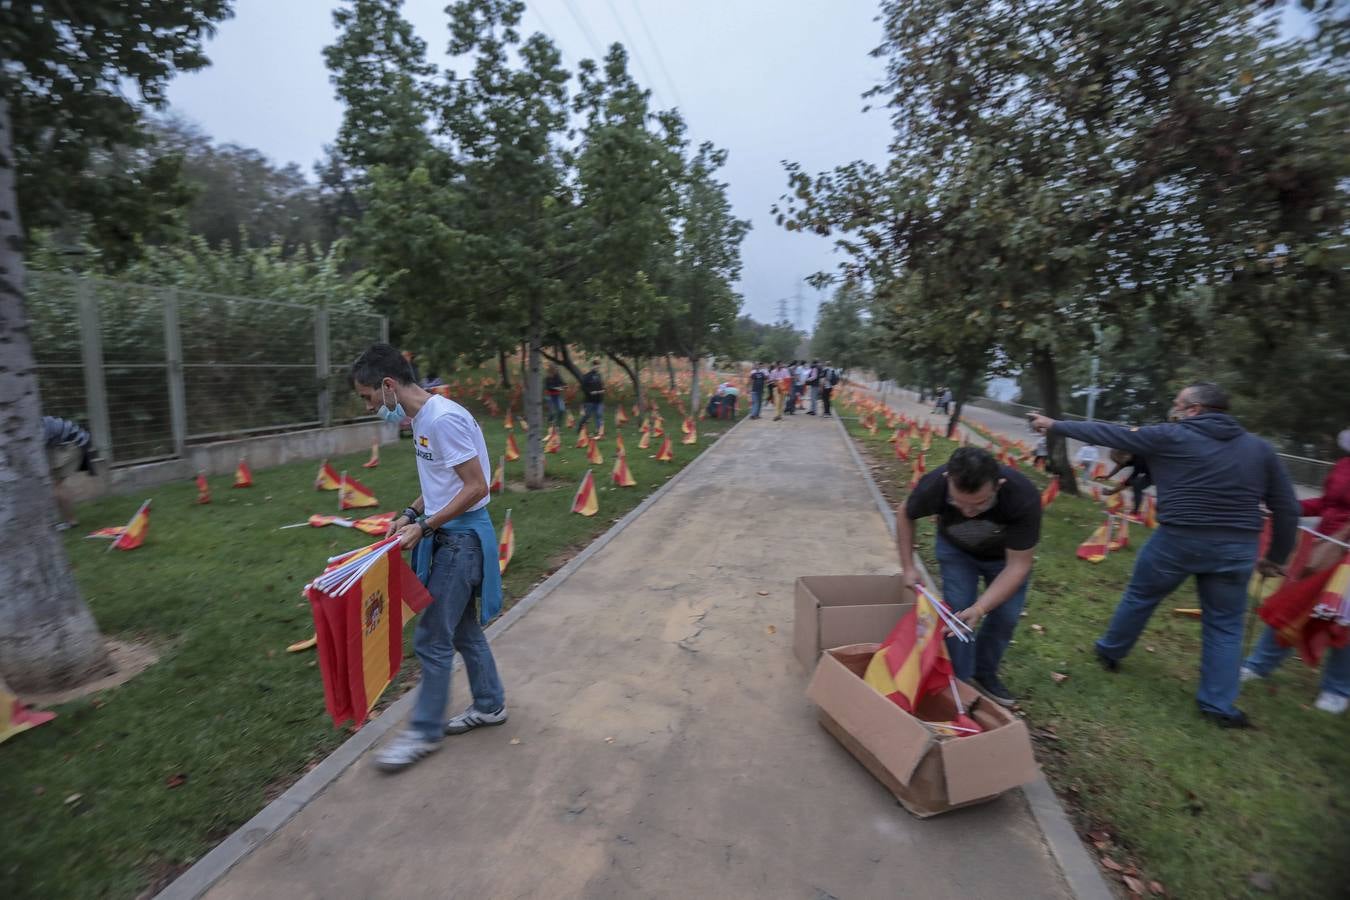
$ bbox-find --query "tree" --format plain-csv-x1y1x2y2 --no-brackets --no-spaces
661,142,750,414
0,1,234,691
811,284,870,370
755,320,801,364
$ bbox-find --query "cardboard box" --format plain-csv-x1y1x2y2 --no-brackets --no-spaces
794,574,912,670
807,641,1039,817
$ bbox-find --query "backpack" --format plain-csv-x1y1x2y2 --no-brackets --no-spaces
826,368,840,387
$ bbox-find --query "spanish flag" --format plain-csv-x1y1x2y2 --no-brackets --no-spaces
868,418,878,436
306,542,432,728
638,430,651,450
894,440,910,461
616,406,628,426
1143,495,1158,528
571,470,599,516
632,403,641,419
863,590,953,713
682,425,697,445
505,432,521,462
655,436,674,462
112,499,152,551
545,427,562,454
0,678,56,745
362,443,380,469
653,418,665,437
339,473,379,510
195,473,211,505
498,509,515,574
1040,479,1060,509
682,416,694,435
491,456,504,494
575,427,590,449
352,511,397,536
615,433,626,455
565,411,576,429
234,459,253,487
1105,489,1125,514
1077,516,1128,562
586,438,604,465
1091,461,1108,480
315,460,342,491
612,454,637,487
639,418,650,435
504,409,514,430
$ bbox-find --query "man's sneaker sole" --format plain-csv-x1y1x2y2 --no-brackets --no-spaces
973,679,1017,708
374,736,442,772
444,707,508,735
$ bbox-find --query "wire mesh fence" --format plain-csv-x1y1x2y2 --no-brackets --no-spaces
28,273,387,467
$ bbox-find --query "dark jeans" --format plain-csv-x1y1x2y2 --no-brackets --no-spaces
750,390,763,418
545,393,565,427
935,535,1030,682
578,400,604,431
821,387,833,416
1095,526,1257,716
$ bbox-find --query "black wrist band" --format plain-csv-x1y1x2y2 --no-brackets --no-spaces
402,506,419,521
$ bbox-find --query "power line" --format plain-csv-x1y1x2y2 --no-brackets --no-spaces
601,0,668,109
556,0,608,63
626,0,685,110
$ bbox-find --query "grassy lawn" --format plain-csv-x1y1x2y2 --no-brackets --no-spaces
0,375,736,900
838,394,1347,900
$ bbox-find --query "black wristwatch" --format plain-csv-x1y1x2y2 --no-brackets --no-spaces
401,506,420,523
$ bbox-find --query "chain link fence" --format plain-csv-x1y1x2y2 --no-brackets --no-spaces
29,273,387,467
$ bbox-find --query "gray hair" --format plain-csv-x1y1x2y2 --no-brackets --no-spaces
1184,382,1230,412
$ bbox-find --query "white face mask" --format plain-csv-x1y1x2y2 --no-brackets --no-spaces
377,382,406,424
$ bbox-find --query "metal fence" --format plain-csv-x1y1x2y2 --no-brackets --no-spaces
28,273,387,467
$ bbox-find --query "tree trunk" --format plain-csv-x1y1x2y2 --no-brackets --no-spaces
0,98,110,691
1033,346,1077,495
666,355,676,391
946,366,978,440
688,355,702,417
497,350,511,390
524,315,544,490
607,353,643,414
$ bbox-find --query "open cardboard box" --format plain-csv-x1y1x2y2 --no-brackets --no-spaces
807,639,1039,818
794,574,914,670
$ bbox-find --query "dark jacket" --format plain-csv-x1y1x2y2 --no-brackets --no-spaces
580,370,605,402
1052,414,1299,563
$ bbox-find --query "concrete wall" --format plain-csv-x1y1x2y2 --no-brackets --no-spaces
68,421,397,501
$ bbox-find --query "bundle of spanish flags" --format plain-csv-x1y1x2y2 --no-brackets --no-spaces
1259,528,1350,668
305,537,433,727
863,586,982,737
86,499,151,551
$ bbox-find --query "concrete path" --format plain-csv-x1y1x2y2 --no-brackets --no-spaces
205,415,1070,900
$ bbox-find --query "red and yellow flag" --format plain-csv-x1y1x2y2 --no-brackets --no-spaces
632,403,641,419
682,425,697,445
574,427,590,449
306,545,432,728
612,454,637,487
1104,489,1125,514
894,440,910,461
545,426,562,454
490,456,504,494
571,470,599,517
234,459,253,487
1143,495,1158,528
615,433,626,455
1040,479,1060,509
587,438,604,465
639,418,650,434
653,418,665,437
863,590,953,713
1092,461,1108,480
565,411,576,429
362,443,380,469
504,432,521,462
352,512,396,536
112,499,152,550
339,473,379,510
498,509,515,574
655,436,674,462
681,416,694,435
616,406,628,426
315,460,342,491
0,679,56,745
638,430,652,450
504,409,514,430
195,473,211,505
1077,516,1129,562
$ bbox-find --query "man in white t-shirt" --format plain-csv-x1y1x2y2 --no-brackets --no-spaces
350,343,507,772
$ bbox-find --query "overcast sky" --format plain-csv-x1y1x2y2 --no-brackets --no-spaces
164,0,894,330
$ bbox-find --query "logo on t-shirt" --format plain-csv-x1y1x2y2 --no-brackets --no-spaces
415,434,433,461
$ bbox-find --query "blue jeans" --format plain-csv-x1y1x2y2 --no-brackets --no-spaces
1245,627,1350,698
1095,526,1257,716
410,532,505,742
545,393,565,426
809,384,819,413
578,400,603,431
750,390,763,417
935,536,1030,682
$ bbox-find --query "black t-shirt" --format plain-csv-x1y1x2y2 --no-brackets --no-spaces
905,464,1042,560
580,371,604,400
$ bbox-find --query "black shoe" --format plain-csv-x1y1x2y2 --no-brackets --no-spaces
806,411,816,415
1200,708,1250,729
1094,647,1120,672
974,674,1016,708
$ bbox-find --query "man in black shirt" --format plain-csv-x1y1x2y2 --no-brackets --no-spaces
577,360,605,433
748,364,768,419
898,447,1042,706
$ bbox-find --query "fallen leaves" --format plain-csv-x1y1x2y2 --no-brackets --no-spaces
1051,672,1070,683
509,737,522,746
165,773,189,789
1123,875,1145,895
1030,623,1045,634
1101,857,1123,873
765,625,777,635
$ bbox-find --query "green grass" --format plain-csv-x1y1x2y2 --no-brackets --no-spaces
0,376,735,900
839,397,1348,900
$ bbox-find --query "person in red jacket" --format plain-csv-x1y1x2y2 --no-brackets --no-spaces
1242,428,1350,715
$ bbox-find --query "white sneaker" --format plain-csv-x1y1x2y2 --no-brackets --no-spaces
374,730,441,772
444,705,508,735
1314,692,1348,715
1239,666,1263,684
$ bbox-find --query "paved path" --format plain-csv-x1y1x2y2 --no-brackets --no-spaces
205,415,1070,900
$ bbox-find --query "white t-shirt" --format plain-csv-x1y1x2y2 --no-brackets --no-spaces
1076,445,1099,466
412,395,491,516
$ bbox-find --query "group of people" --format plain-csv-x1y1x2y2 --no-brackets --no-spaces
897,381,1347,725
747,360,839,421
